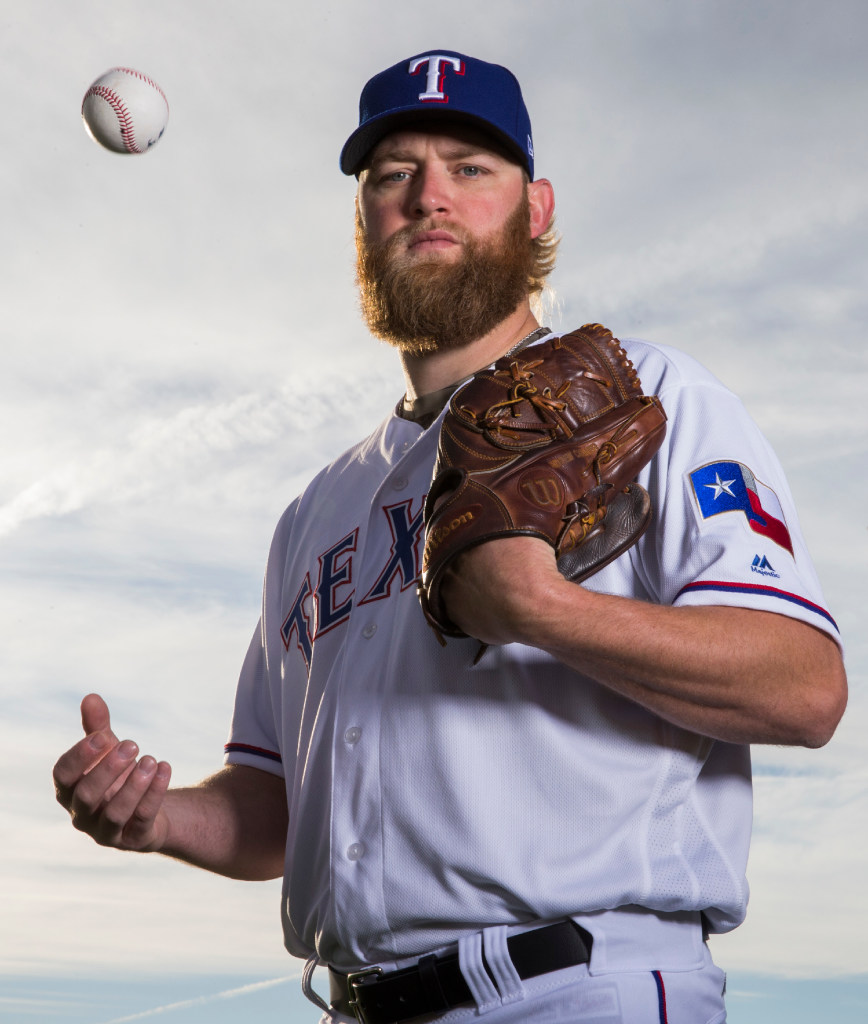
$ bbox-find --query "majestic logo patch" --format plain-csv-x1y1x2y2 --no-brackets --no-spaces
751,554,780,578
689,460,793,554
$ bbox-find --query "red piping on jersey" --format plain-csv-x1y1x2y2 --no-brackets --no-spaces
653,971,668,1023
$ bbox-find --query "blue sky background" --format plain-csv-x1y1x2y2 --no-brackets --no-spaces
2,1,866,1021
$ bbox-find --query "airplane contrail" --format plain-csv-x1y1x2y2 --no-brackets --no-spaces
96,976,295,1023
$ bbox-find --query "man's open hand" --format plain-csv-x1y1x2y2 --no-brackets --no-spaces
53,694,172,852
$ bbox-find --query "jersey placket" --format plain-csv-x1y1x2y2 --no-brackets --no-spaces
328,417,433,960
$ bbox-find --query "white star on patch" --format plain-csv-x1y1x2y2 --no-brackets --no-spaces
705,473,737,499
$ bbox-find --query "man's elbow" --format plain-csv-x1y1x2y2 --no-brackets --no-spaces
795,655,848,749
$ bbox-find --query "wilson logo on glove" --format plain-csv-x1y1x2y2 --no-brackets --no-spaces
422,507,481,564
518,475,565,508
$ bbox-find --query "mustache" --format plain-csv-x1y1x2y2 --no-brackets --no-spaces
377,220,470,250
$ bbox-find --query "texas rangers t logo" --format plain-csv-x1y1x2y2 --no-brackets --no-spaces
689,460,794,553
408,54,465,102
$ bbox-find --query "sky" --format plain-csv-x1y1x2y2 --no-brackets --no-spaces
1,1,866,1021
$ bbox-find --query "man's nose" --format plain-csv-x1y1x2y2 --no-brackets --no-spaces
408,166,451,218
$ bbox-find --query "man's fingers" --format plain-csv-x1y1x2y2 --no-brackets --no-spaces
97,756,172,850
54,694,122,802
54,695,171,853
53,730,118,807
66,739,139,819
123,759,172,848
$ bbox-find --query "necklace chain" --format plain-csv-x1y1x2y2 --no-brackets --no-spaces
502,325,552,360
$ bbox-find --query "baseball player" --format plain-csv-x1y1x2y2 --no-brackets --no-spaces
54,50,847,1024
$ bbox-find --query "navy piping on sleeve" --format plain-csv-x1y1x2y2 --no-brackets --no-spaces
224,742,283,764
676,580,839,632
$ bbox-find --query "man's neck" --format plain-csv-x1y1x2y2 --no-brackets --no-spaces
398,305,543,401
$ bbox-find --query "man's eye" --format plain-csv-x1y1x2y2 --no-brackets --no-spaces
384,170,410,183
460,166,482,177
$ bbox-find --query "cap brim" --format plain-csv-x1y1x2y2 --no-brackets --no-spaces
340,107,531,177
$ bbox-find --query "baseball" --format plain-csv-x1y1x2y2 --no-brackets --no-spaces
81,67,169,154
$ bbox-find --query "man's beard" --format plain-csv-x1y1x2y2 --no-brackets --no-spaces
355,194,535,356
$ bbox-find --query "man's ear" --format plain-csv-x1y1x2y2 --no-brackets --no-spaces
527,178,555,239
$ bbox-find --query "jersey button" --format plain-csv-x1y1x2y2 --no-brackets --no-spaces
361,623,377,639
344,726,362,745
391,475,408,491
347,842,365,861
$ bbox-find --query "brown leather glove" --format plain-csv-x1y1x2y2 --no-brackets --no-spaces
418,324,668,639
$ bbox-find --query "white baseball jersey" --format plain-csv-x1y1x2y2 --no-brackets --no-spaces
224,334,839,971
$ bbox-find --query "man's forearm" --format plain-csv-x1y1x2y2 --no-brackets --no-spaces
159,766,288,881
443,537,847,746
530,588,847,746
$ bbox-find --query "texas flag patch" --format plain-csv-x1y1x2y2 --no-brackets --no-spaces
689,461,794,554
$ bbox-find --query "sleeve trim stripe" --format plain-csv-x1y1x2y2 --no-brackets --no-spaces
675,580,839,632
224,742,283,764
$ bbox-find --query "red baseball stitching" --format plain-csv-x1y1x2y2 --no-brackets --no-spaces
83,85,142,153
111,66,169,110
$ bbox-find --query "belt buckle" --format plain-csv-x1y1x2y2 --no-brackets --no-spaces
346,966,384,1024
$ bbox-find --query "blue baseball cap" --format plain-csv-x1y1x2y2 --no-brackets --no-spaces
340,50,535,179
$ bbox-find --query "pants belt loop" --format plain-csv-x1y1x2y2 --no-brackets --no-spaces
458,932,500,1013
302,954,336,1019
483,925,525,1006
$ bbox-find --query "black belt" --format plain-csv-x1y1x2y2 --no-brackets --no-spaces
329,920,593,1024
